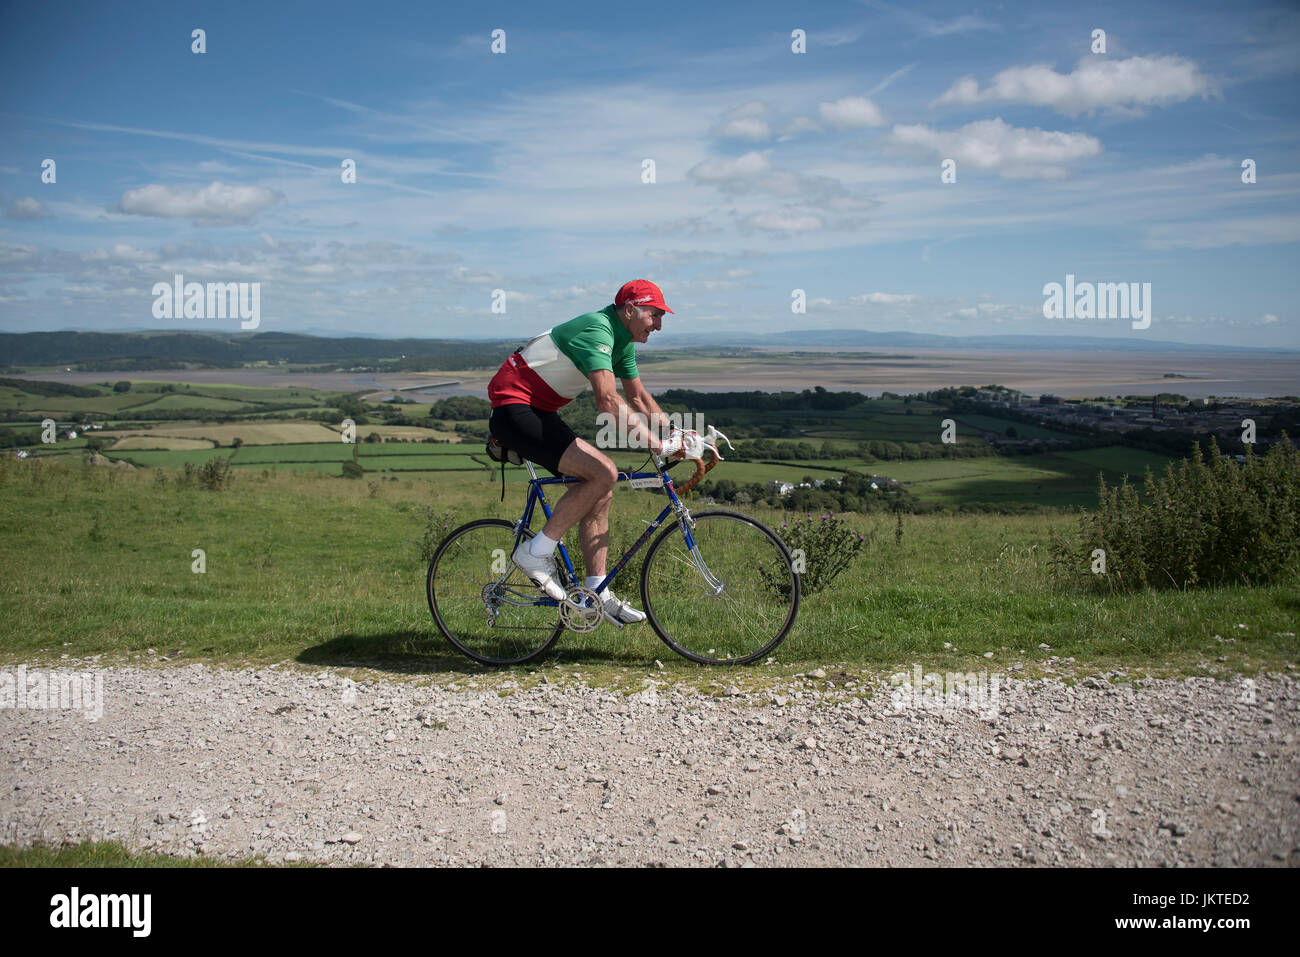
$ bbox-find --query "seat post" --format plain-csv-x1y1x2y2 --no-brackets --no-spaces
525,460,539,482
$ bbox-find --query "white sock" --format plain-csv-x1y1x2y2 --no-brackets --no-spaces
585,576,607,595
528,531,559,558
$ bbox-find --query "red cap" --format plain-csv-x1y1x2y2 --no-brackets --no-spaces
615,279,673,314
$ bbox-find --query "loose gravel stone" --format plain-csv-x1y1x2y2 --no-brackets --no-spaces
1,663,1296,867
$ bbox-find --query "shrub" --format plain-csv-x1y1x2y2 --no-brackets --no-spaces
198,456,235,491
416,507,460,565
1052,435,1300,591
341,460,364,479
767,512,867,598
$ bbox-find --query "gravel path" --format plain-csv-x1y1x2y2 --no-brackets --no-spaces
2,663,1296,866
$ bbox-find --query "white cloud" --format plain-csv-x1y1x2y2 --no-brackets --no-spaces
7,197,46,220
817,96,888,129
934,56,1214,116
1146,215,1300,249
117,181,281,223
887,118,1102,179
84,244,158,263
739,209,824,232
688,151,772,188
778,116,823,138
646,216,725,237
712,102,773,142
646,248,724,266
852,291,917,304
1260,313,1279,324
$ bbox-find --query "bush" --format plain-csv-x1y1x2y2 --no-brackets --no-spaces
198,456,235,491
341,460,364,480
1052,435,1300,591
767,512,867,598
416,507,460,565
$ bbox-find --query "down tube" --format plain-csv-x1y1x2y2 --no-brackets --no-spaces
597,501,677,593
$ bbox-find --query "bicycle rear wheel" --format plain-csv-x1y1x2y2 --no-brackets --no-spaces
640,510,800,665
427,519,564,666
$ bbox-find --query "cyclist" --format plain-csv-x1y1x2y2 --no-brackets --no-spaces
487,279,675,624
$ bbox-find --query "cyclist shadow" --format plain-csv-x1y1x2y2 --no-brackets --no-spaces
296,630,671,674
296,631,483,675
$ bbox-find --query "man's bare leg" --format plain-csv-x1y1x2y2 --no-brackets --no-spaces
540,439,617,578
577,482,613,580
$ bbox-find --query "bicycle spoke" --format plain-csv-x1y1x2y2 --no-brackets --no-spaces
428,520,562,665
642,511,799,664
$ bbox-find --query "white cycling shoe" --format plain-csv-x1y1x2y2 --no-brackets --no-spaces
512,542,568,602
601,589,646,625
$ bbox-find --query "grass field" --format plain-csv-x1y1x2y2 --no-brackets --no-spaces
867,446,1175,508
16,431,1177,509
119,393,254,412
110,436,215,451
102,422,343,445
951,413,1075,441
1,454,1294,683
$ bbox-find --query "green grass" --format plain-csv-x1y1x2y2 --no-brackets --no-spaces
866,447,1176,508
0,840,314,867
103,448,237,469
354,454,486,471
120,393,256,412
356,443,476,456
230,444,356,463
951,413,1074,441
1,455,1295,682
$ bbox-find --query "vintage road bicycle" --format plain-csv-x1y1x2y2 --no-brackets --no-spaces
426,439,800,666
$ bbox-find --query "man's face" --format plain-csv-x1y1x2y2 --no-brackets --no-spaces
624,304,663,343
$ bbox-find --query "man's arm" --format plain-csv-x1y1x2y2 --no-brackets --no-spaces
620,375,669,437
589,369,661,454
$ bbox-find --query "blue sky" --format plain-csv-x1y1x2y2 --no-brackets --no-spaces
1,0,1297,348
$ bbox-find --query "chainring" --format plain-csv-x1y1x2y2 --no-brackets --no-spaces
558,585,603,633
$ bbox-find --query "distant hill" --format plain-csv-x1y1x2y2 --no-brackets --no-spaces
0,331,517,370
669,329,1287,354
2,328,1289,371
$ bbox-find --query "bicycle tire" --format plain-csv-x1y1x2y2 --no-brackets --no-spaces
640,510,800,665
427,519,564,666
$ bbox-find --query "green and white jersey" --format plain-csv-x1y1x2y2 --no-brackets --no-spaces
488,305,638,411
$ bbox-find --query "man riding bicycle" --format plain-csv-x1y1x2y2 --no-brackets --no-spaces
487,279,674,625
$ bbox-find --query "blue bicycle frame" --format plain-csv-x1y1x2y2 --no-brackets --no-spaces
509,455,715,605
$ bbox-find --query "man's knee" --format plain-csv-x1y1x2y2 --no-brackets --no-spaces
580,448,617,489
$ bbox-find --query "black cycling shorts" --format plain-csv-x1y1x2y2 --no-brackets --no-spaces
488,404,579,476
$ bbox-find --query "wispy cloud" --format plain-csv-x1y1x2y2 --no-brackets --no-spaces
858,0,1000,38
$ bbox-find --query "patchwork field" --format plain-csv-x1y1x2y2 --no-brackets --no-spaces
101,422,343,445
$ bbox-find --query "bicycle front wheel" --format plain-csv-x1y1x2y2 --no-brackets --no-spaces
427,519,564,666
640,510,800,665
